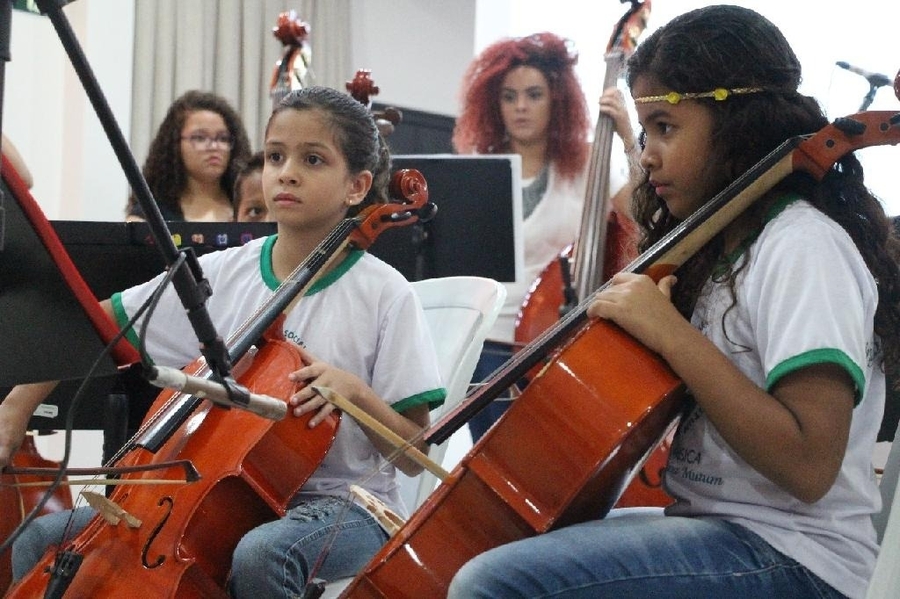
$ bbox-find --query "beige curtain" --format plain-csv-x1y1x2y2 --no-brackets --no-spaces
130,0,353,164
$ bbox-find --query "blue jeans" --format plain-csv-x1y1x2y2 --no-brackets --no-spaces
467,341,517,442
448,509,846,598
13,497,388,598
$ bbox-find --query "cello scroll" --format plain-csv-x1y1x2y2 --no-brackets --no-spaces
346,69,403,137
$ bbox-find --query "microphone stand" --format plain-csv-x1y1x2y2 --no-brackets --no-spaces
859,83,883,112
0,0,9,251
10,2,240,593
31,0,235,385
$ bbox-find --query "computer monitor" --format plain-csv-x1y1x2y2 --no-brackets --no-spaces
367,155,524,283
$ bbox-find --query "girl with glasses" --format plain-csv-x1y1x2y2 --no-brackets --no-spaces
125,89,252,222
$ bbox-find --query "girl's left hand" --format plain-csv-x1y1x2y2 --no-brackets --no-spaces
287,346,366,427
587,271,681,355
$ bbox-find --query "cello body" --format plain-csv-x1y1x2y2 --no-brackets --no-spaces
514,215,672,510
512,0,670,509
343,317,685,597
6,338,338,598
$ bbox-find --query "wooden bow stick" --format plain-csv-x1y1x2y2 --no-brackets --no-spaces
312,386,449,480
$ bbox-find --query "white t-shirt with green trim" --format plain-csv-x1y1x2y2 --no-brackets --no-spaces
112,235,445,516
664,200,882,599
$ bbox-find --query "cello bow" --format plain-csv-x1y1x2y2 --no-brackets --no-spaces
338,110,900,599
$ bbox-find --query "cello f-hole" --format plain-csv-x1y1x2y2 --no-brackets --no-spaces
141,496,173,569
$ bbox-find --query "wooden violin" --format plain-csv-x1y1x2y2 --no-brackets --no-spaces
6,170,433,598
339,110,900,598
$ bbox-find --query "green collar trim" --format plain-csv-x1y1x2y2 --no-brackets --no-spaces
260,235,364,294
713,192,803,274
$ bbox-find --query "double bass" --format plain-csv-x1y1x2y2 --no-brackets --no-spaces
513,0,669,508
270,11,313,107
339,110,900,598
6,170,432,598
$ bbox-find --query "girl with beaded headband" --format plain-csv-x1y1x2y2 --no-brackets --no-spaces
448,5,900,598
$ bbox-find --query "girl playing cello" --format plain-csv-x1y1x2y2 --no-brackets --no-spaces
448,5,900,598
0,86,444,597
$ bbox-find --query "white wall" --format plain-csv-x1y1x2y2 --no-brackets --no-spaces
348,0,476,117
5,0,134,221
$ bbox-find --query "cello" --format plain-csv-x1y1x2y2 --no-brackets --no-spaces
345,69,402,138
513,0,668,508
339,110,900,598
5,169,432,598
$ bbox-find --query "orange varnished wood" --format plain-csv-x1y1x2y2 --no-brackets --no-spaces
6,340,338,597
345,319,684,597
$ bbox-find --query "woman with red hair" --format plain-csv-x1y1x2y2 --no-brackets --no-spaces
454,31,638,441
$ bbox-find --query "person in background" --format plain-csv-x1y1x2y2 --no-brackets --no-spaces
448,5,900,598
452,31,639,441
126,90,251,222
233,150,269,222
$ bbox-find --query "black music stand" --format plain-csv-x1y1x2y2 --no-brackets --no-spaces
0,156,124,387
0,155,158,436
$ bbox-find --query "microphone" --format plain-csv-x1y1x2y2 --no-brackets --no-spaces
147,365,287,421
836,61,891,88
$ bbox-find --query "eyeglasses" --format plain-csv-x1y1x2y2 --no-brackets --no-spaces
181,133,234,150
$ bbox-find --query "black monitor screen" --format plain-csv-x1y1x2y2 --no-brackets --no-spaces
367,155,523,283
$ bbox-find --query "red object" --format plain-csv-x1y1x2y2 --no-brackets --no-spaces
0,436,74,594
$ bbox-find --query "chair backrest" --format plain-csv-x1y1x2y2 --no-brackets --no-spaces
395,276,506,510
317,276,505,599
866,430,900,598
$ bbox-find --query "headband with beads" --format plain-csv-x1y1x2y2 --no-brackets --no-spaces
633,87,764,105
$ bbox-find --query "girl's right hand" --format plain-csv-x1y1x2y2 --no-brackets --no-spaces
587,272,681,356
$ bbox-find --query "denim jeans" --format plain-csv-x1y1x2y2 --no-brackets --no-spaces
13,497,388,598
11,505,96,581
229,496,388,598
467,340,516,442
448,509,847,599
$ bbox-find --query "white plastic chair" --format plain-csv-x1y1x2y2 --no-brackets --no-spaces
866,427,900,598
318,275,505,598
395,275,506,510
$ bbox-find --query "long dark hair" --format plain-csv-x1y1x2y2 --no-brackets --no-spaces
627,5,900,434
126,90,252,219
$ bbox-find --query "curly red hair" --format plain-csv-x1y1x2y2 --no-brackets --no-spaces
452,31,590,181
